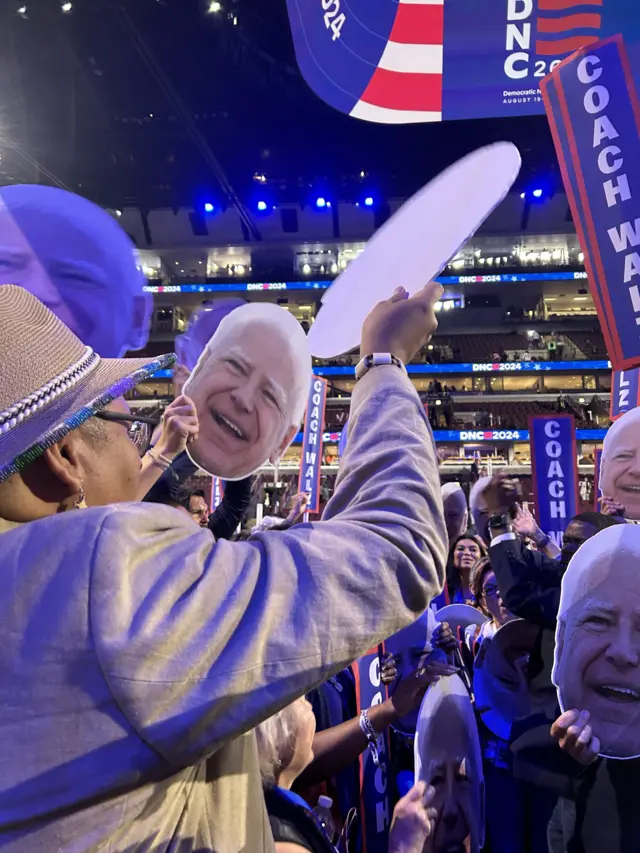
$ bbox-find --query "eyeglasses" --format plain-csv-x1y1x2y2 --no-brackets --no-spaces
95,411,160,457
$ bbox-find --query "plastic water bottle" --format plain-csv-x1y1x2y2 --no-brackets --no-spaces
313,794,337,844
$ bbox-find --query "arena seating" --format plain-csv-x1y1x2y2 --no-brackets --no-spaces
562,330,608,359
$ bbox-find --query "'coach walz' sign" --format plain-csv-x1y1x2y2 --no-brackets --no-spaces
541,36,640,371
610,367,640,420
529,415,579,547
297,376,328,513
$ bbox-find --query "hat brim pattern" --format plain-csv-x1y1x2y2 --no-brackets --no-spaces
0,353,175,483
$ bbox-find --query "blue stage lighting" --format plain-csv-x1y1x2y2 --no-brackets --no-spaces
364,196,374,207
257,200,268,211
204,202,215,213
316,197,327,208
532,188,543,198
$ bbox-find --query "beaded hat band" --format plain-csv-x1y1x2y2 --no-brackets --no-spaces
0,286,175,483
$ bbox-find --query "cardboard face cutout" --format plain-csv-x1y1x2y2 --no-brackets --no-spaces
183,302,312,480
415,674,484,853
0,185,150,357
600,407,640,521
441,482,468,546
553,525,640,760
473,618,540,742
385,609,438,734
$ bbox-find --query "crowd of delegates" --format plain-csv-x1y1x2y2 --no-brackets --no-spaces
0,185,639,853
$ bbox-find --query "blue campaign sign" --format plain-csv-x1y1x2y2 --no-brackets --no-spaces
285,0,640,124
353,647,391,853
298,376,328,512
211,478,224,510
541,36,640,370
529,415,579,545
610,367,640,420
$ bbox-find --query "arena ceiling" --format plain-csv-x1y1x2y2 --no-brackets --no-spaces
0,0,562,210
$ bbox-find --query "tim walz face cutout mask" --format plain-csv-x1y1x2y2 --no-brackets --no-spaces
183,302,312,480
0,184,151,358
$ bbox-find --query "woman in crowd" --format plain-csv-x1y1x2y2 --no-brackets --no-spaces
256,698,437,853
465,556,517,652
442,534,487,605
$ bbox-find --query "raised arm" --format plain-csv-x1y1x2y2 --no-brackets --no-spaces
91,284,448,766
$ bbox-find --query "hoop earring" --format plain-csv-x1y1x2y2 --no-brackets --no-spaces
58,485,87,513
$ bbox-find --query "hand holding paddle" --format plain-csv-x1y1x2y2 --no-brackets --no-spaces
361,282,443,365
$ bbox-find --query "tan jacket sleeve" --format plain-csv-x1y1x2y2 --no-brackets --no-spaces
90,365,446,765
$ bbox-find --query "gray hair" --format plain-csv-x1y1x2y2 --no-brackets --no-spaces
602,406,640,462
185,302,311,432
254,702,302,785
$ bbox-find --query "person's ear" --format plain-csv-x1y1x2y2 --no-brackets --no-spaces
41,432,88,495
269,425,298,465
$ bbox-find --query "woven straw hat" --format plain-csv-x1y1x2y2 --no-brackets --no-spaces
0,285,174,483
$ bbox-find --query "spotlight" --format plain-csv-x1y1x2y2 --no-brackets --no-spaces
208,1,222,11
520,193,525,199
330,262,338,274
115,209,122,217
257,200,268,211
578,252,585,262
17,5,27,16
61,1,72,11
204,202,215,213
302,263,311,275
315,197,326,208
532,188,543,198
364,196,374,207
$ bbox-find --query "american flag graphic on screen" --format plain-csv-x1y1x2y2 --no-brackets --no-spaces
350,0,444,123
286,0,444,124
285,0,640,124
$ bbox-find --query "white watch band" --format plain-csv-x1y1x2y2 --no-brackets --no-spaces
355,353,406,381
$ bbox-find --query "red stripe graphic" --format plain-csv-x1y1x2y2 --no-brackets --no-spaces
536,34,599,54
360,69,442,112
389,4,444,45
537,12,601,32
538,0,602,8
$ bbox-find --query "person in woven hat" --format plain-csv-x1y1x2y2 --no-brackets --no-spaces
0,282,447,852
0,184,151,357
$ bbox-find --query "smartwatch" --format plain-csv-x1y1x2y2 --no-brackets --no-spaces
488,513,511,530
355,353,407,381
